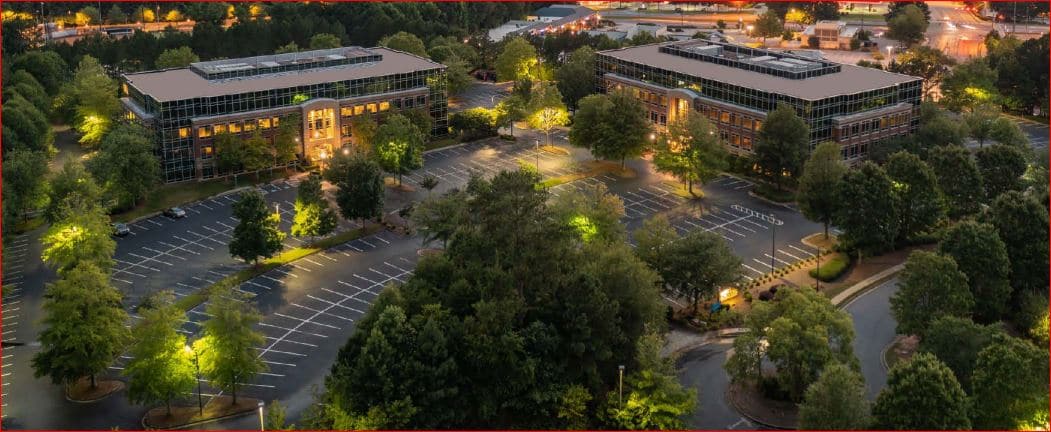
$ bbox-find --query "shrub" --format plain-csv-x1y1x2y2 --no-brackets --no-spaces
449,108,497,141
809,253,851,282
849,38,861,50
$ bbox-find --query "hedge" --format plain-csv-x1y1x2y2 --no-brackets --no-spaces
809,253,851,282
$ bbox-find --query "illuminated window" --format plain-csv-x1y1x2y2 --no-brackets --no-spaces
341,124,352,137
742,137,752,150
121,83,129,96
272,117,280,127
229,122,242,133
354,105,365,115
213,124,226,134
731,134,741,146
259,118,272,129
198,127,212,138
125,111,137,120
379,101,390,111
753,119,763,131
307,108,335,140
178,127,190,138
720,111,730,124
341,106,353,117
202,146,214,158
244,121,256,132
366,103,377,113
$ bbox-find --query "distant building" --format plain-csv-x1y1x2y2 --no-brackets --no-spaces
803,21,860,50
121,46,448,183
596,39,923,163
487,5,597,41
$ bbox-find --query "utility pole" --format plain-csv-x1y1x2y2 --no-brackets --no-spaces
770,214,776,273
618,365,625,407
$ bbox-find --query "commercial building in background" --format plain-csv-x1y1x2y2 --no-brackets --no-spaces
596,39,923,163
803,20,861,50
488,4,597,41
121,46,447,183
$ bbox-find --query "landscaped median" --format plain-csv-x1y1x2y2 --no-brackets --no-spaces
174,223,383,312
142,395,262,429
537,159,635,189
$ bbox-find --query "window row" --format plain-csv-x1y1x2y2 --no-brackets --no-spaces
197,116,281,138
719,130,754,151
837,111,909,139
700,104,763,132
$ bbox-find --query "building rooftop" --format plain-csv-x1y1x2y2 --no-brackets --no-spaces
531,5,581,18
124,47,444,103
598,40,921,100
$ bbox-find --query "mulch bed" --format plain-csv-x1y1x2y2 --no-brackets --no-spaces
66,378,124,402
143,395,260,429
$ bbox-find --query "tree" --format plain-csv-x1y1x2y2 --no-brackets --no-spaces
912,104,968,150
45,160,102,225
526,82,570,151
379,31,428,58
632,215,679,281
326,153,384,225
976,144,1027,200
105,4,128,24
309,33,342,50
412,190,467,248
185,3,227,23
10,50,68,95
241,130,274,178
555,46,597,109
872,353,970,430
833,162,898,255
549,182,626,244
273,113,301,167
444,54,473,96
971,335,1051,430
885,4,929,47
124,292,196,416
349,116,378,152
725,287,857,402
214,132,246,182
939,221,1011,324
6,70,51,116
372,114,424,185
41,203,116,274
229,190,285,265
71,56,120,147
265,400,291,430
604,368,696,430
494,36,538,82
963,103,1000,147
573,91,649,168
2,96,53,156
890,251,974,337
753,10,785,42
754,104,809,191
884,152,943,244
918,316,1002,390
885,2,931,22
941,58,998,112
889,46,955,96
193,286,267,405
798,363,870,430
988,116,1028,147
653,114,726,197
32,263,130,390
275,42,300,54
661,230,740,313
797,142,846,239
927,146,983,218
985,191,1050,296
89,123,161,209
291,176,337,240
155,46,199,69
2,150,48,224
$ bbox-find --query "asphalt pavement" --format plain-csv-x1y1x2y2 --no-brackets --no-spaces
843,277,900,401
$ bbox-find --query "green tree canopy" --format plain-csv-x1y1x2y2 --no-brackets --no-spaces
105,4,128,24
962,103,1000,147
412,189,468,248
494,36,538,82
941,58,999,112
970,335,1050,430
984,191,1050,296
309,33,343,50
889,46,955,97
2,149,49,225
918,316,1002,391
661,230,740,313
568,91,648,168
41,202,116,274
45,160,102,225
927,145,983,218
526,82,570,150
554,46,597,109
549,182,626,244
89,123,161,209
11,50,68,95
291,175,337,239
155,46,199,69
124,292,196,415
229,190,285,264
798,362,870,430
890,251,974,337
373,114,425,185
754,104,809,191
3,93,54,155
325,153,385,224
32,263,130,389
976,143,1028,201
726,287,857,402
884,151,943,244
753,10,785,41
653,114,727,197
193,286,267,405
797,142,847,239
872,353,970,430
379,31,429,58
939,221,1011,323
71,55,120,147
886,4,929,46
833,162,899,255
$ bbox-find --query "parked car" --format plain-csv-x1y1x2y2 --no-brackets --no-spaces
112,222,130,237
163,207,187,218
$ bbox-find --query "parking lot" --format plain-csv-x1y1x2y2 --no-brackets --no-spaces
1,234,31,418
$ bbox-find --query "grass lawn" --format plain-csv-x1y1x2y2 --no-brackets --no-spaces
111,168,295,223
808,252,851,282
174,224,383,312
538,160,633,188
426,137,461,151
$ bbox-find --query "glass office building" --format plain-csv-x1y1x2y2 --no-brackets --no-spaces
596,39,923,163
121,46,448,183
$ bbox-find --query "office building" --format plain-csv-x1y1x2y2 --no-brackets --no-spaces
596,39,923,163
121,46,448,183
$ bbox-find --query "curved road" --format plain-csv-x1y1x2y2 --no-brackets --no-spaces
843,277,900,400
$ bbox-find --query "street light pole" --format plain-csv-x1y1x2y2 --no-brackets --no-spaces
618,365,625,407
257,401,265,431
814,245,820,291
185,345,204,416
770,214,776,273
535,138,540,171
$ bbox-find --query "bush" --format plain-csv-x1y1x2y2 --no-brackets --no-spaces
743,291,753,302
449,108,497,141
849,38,861,50
754,183,796,203
1016,291,1049,344
809,253,851,282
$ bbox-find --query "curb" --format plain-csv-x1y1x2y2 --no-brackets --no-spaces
746,189,796,210
879,339,894,372
65,380,125,404
832,263,905,308
725,385,795,430
122,185,254,226
140,402,259,430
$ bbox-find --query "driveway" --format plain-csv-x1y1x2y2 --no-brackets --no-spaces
843,277,900,400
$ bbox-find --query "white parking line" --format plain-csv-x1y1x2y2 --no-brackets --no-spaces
741,264,765,275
